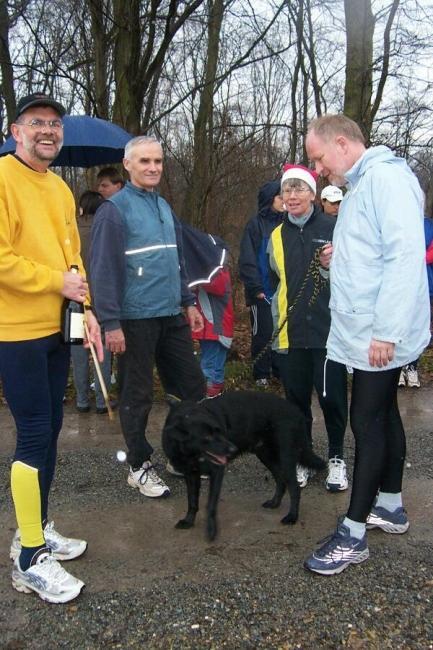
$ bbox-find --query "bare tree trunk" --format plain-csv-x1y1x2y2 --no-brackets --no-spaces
89,0,110,119
370,0,400,122
343,0,374,140
182,0,224,227
111,0,142,132
0,0,16,132
288,0,303,162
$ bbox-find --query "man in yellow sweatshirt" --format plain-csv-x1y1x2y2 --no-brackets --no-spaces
0,93,103,603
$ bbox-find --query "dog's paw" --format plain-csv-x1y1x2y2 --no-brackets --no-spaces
207,520,218,541
175,519,194,529
262,498,280,509
280,513,297,525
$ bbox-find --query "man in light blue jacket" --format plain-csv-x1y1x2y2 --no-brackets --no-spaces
304,114,430,575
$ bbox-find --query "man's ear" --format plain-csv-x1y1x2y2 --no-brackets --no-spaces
335,135,348,154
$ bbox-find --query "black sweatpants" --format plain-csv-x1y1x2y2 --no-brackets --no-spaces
250,299,279,380
277,348,348,459
118,314,206,468
347,367,404,523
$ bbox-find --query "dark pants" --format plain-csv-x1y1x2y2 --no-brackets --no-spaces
348,367,404,523
0,333,70,522
250,300,279,380
118,314,206,468
277,348,347,459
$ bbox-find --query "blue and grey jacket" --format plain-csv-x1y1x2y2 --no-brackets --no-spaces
89,182,195,331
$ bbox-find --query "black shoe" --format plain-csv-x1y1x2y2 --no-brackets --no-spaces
76,405,90,413
96,400,118,415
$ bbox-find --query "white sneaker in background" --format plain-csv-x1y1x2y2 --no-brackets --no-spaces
296,464,310,488
398,369,406,387
128,461,170,498
406,366,420,388
325,457,348,492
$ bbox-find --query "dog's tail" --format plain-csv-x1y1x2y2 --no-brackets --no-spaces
299,446,327,472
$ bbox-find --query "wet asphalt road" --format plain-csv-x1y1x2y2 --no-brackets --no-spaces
0,387,432,649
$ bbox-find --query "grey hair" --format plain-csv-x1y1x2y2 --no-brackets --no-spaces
124,135,162,160
281,178,311,191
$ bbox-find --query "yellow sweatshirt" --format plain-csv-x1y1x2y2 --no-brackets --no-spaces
0,155,85,341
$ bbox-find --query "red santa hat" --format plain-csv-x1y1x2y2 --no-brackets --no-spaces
281,163,318,195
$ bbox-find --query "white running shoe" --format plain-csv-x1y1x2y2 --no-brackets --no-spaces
128,461,170,498
398,369,406,387
10,521,87,561
12,550,84,604
296,464,310,488
406,366,420,388
325,457,348,492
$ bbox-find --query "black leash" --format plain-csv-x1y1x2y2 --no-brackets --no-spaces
242,248,327,380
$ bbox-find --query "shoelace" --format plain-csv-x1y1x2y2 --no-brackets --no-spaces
315,529,347,554
139,465,166,486
37,555,71,581
44,521,64,542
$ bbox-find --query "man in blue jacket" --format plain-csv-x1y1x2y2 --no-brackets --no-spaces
90,136,206,498
304,114,430,575
239,181,285,386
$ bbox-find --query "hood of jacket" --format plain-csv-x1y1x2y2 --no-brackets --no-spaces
258,180,281,214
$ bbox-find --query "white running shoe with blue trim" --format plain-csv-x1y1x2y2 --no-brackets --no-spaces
10,521,87,561
12,549,84,604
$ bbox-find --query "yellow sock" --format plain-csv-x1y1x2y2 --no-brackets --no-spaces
11,461,44,548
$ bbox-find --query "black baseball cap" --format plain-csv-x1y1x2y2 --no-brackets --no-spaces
15,93,66,121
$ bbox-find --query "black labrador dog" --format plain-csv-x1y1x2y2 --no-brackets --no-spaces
162,390,326,540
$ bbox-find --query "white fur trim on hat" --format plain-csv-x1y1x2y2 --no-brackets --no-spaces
281,167,316,195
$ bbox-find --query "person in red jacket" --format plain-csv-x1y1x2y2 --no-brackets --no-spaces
192,266,234,397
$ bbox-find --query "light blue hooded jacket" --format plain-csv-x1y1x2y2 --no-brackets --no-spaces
327,145,430,371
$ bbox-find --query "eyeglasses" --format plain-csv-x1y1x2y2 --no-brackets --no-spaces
16,119,63,130
282,187,310,196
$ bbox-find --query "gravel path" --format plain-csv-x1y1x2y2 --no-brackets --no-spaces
0,394,432,649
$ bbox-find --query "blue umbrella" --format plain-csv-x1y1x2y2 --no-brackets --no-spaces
0,114,132,167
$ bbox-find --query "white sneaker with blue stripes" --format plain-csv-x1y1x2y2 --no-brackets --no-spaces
12,549,84,604
10,521,87,561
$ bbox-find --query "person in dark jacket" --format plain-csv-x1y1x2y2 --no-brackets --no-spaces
90,136,206,499
71,191,114,414
239,181,284,386
267,164,348,491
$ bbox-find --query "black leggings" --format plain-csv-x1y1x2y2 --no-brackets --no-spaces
348,367,405,523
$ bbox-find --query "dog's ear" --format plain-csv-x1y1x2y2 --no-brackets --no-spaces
189,409,226,437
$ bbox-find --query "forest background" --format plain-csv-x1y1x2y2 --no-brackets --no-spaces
1,0,433,372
